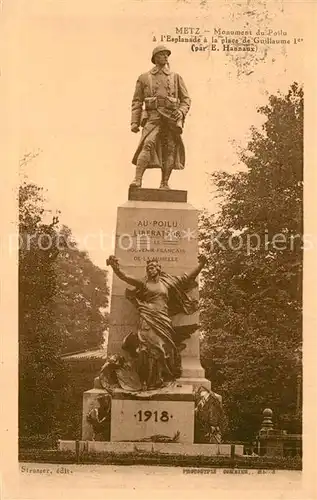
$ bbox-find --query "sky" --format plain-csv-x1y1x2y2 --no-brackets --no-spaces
10,0,308,268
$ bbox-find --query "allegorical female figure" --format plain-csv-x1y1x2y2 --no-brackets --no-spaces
103,255,207,391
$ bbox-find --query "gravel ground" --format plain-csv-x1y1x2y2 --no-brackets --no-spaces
1,463,308,500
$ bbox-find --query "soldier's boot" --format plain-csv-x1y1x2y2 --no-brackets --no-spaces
159,167,172,190
130,166,146,188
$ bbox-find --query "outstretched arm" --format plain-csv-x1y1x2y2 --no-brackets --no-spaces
106,255,144,288
186,254,207,281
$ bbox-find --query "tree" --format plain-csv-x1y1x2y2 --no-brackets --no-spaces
200,83,303,440
54,225,109,354
19,180,110,439
19,181,65,436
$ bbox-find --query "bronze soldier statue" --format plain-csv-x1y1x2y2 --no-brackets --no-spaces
130,45,191,190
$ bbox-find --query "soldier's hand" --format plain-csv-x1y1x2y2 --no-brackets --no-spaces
171,109,183,121
131,124,140,133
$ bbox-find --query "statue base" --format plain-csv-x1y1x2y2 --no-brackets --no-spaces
79,190,223,446
128,186,187,203
82,384,195,443
110,384,195,443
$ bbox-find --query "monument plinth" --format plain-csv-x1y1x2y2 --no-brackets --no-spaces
128,186,187,203
110,385,195,443
79,188,217,445
106,191,210,391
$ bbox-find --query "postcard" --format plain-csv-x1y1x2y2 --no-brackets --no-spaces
1,0,316,498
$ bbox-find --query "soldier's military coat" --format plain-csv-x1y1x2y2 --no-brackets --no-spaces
131,65,191,170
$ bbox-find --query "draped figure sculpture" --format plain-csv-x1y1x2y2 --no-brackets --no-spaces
99,255,207,392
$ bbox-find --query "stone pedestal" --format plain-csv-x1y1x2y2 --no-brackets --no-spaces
107,189,209,390
79,188,221,446
110,385,194,443
82,388,110,440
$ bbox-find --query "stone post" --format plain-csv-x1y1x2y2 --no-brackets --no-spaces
258,408,285,457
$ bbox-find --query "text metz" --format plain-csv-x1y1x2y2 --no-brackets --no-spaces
176,27,201,35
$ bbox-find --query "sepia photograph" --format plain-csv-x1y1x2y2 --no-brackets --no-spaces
1,0,316,498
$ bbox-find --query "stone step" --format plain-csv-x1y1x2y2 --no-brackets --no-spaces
58,440,244,457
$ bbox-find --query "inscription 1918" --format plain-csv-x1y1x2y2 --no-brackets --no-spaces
134,410,172,422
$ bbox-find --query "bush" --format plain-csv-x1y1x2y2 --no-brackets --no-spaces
19,435,59,450
18,449,302,470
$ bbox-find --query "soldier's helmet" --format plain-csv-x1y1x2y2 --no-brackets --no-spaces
151,45,171,64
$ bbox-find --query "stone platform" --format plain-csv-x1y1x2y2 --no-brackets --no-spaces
58,440,244,457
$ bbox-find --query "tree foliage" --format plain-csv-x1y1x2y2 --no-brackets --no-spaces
200,83,303,440
19,180,109,437
55,225,109,354
19,181,65,436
